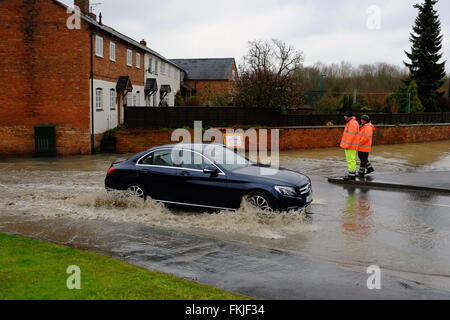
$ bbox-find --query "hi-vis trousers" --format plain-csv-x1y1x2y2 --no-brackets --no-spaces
345,149,357,175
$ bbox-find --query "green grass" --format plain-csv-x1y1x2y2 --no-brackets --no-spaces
0,233,249,300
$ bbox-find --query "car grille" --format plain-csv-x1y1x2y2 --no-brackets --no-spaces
297,183,312,196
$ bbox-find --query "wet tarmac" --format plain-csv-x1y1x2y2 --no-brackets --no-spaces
1,140,450,299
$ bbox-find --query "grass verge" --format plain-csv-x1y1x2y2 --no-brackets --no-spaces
0,233,249,300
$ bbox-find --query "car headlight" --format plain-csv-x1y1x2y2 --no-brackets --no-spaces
274,186,297,197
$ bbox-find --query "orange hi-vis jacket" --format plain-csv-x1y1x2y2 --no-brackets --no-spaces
358,122,375,153
340,117,360,150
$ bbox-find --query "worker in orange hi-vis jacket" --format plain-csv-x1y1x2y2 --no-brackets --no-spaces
358,115,375,177
340,111,360,181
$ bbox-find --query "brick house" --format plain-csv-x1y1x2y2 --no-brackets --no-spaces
0,0,181,156
169,58,238,106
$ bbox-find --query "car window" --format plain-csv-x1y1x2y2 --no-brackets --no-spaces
140,149,175,167
204,145,250,171
179,150,209,171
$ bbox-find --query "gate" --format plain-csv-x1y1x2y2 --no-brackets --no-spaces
34,125,56,157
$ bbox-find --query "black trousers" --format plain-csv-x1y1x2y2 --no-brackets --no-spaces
358,151,370,169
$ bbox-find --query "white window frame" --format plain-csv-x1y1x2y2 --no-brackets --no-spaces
149,57,153,73
96,88,103,111
127,49,133,67
95,36,104,58
110,89,116,110
110,41,116,62
136,53,141,69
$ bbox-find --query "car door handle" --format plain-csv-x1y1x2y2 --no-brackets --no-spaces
180,171,191,177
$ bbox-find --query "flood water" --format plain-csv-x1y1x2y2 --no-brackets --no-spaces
1,140,450,297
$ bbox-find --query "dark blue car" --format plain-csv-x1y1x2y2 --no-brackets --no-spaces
105,144,312,212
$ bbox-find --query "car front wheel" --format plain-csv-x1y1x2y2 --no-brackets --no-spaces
245,190,276,212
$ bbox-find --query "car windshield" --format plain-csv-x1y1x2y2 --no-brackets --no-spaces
203,145,251,171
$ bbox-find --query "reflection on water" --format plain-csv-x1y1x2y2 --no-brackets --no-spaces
340,187,375,238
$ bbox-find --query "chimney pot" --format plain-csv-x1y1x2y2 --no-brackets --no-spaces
140,39,147,46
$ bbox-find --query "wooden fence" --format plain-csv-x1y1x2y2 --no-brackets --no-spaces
124,107,450,128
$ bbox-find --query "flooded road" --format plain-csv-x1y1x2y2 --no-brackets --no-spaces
1,140,450,298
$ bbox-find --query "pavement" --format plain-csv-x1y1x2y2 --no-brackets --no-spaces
328,171,450,194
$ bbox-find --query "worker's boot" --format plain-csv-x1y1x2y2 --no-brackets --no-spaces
343,172,356,181
358,167,366,178
366,163,375,175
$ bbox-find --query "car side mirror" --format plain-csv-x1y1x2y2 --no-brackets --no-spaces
203,166,219,176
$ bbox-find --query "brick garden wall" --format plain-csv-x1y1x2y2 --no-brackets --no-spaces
116,124,450,154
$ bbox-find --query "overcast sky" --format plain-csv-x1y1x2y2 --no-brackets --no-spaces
60,0,450,72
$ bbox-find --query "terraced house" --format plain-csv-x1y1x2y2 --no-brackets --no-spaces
0,0,182,156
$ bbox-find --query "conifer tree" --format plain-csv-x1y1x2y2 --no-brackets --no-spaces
404,0,446,112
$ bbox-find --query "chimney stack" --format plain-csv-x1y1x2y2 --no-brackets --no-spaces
140,39,147,46
74,0,89,15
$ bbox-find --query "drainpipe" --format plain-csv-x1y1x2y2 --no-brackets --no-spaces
90,31,95,154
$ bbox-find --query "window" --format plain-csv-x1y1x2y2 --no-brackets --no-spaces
127,49,132,66
139,149,175,167
179,150,210,171
136,91,140,106
232,70,236,81
95,36,103,58
109,42,116,61
161,62,165,75
149,57,153,73
155,60,159,75
136,53,141,69
127,92,132,106
96,88,103,110
110,89,115,109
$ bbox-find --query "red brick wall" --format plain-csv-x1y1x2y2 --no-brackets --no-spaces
0,0,93,155
93,31,145,86
115,125,450,154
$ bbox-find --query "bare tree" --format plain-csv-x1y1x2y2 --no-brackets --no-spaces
242,39,304,75
235,39,305,108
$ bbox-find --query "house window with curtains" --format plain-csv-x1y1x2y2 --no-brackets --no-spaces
136,53,141,69
110,89,116,110
96,88,103,111
110,42,116,62
127,49,133,67
95,36,103,58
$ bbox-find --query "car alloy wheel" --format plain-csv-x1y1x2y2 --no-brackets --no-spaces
247,191,274,212
127,185,146,199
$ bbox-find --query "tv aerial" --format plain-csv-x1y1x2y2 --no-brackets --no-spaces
90,2,102,13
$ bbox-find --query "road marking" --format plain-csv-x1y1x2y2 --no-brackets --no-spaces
408,201,450,208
